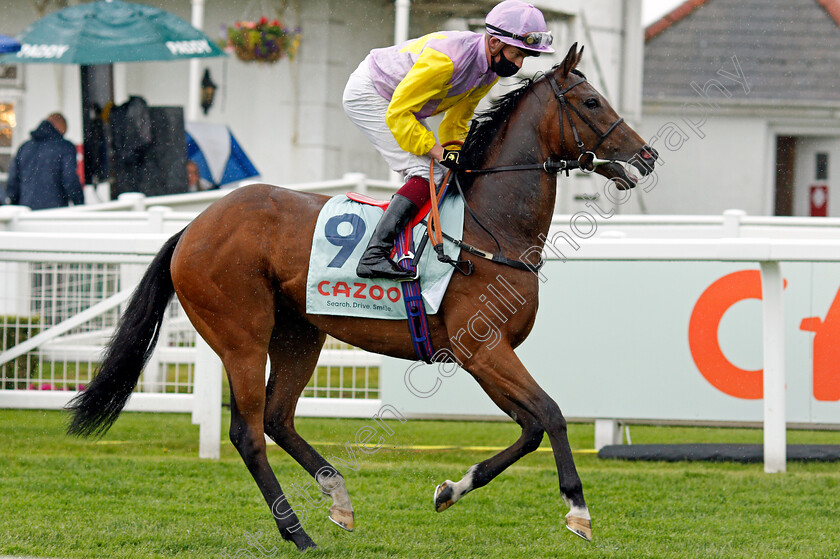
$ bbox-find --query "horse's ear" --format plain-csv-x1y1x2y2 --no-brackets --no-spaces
559,42,581,78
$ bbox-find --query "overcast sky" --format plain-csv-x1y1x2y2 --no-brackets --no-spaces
643,0,686,25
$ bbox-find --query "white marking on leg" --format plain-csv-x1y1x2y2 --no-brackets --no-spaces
562,495,590,520
318,470,353,512
447,465,476,504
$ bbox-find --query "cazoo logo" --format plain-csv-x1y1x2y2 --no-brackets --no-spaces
689,270,840,402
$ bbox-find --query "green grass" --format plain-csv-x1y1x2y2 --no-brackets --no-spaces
0,409,838,558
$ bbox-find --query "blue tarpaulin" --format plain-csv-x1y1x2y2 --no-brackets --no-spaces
185,122,259,187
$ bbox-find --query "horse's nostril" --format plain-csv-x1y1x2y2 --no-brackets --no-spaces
640,145,658,161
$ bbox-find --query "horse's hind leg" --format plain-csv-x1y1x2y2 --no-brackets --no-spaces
264,312,356,532
175,290,316,550
223,342,318,551
434,381,544,513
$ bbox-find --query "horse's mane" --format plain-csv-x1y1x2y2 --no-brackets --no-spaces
460,78,536,172
458,67,586,188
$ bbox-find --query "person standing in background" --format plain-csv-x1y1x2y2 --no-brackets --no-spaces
6,112,84,210
186,159,216,192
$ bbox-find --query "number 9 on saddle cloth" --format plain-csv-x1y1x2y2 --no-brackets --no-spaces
305,192,465,320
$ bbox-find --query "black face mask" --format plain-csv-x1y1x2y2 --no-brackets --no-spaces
490,49,519,77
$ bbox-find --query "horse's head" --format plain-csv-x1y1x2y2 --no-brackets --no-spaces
544,43,657,190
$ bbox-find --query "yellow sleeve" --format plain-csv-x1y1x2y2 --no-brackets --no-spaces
385,48,453,156
438,80,497,147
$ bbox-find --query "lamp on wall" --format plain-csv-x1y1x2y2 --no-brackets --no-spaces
200,68,217,115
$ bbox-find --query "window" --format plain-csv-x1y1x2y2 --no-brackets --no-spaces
0,63,23,193
0,64,22,88
0,102,16,178
816,152,829,181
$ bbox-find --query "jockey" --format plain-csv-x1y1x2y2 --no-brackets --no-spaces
343,0,554,281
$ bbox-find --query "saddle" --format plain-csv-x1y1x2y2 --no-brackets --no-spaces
343,190,447,364
345,191,435,231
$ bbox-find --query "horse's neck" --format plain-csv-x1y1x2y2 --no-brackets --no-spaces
464,104,556,256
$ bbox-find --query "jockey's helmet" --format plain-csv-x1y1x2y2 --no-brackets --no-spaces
485,0,555,54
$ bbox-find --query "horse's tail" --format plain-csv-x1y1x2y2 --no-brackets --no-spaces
67,228,185,438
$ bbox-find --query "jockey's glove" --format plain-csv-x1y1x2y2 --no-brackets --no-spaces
439,149,465,172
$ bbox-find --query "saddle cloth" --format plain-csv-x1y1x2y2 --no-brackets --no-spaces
305,192,465,319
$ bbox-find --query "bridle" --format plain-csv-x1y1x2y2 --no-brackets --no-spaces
546,73,625,173
463,71,625,176
427,71,629,276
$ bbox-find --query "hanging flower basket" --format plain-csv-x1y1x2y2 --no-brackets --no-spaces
221,17,301,63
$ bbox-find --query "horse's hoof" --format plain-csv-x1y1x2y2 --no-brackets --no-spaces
329,505,355,531
292,533,318,552
565,515,592,541
434,481,455,512
298,541,318,552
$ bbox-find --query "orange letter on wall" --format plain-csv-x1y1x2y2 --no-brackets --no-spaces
800,288,840,401
688,270,786,400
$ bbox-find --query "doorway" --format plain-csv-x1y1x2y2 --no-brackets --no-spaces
774,135,840,217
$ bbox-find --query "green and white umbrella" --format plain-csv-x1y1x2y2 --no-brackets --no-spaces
2,0,225,65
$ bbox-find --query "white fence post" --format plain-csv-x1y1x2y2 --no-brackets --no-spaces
594,419,622,451
146,206,172,233
194,334,222,459
343,172,368,196
760,260,786,473
118,192,147,212
0,205,31,231
722,209,745,237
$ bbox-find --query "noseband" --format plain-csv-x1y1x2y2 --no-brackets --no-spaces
546,74,624,173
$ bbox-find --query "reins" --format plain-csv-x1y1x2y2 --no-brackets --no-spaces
424,71,625,276
425,156,539,276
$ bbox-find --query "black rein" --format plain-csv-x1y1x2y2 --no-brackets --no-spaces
434,72,624,275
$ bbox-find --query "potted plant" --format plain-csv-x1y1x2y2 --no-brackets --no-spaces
222,17,301,63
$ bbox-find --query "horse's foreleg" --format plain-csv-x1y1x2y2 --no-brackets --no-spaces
463,348,591,541
539,399,591,541
434,380,543,513
263,316,355,532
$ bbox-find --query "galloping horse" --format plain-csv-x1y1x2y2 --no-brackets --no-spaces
68,44,657,550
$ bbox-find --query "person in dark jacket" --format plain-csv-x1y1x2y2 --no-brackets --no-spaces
6,113,84,210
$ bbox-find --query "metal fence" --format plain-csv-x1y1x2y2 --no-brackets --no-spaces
0,177,397,458
0,251,189,393
0,247,382,402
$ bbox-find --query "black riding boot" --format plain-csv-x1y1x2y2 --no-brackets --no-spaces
356,194,419,281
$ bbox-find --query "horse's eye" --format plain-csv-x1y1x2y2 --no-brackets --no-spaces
584,98,600,109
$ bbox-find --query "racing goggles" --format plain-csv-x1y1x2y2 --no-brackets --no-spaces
485,23,554,50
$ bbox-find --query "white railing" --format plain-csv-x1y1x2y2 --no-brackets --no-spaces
7,177,840,471
559,209,840,472
0,174,396,458
380,210,840,474
560,238,840,473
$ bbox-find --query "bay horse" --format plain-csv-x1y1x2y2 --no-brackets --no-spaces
67,44,657,550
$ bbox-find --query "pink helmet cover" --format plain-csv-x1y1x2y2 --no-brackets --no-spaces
485,0,555,54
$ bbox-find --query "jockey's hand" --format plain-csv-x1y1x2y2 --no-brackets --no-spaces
439,149,464,171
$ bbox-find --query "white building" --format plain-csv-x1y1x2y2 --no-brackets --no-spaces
0,0,643,211
638,0,840,217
